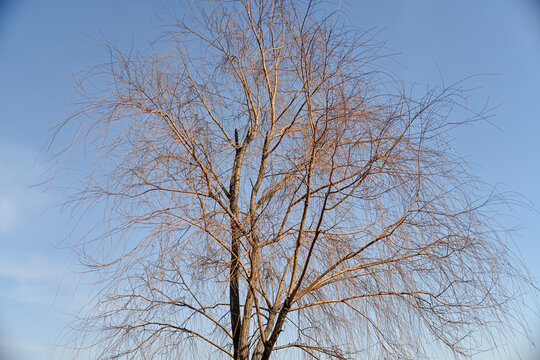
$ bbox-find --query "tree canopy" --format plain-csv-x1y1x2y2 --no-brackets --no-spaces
52,1,533,359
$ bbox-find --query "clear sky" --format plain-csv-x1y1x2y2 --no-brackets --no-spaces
1,1,539,359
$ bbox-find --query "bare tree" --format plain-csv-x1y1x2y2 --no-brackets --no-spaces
52,1,533,359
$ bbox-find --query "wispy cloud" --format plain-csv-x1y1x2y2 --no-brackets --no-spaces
0,141,50,235
0,197,18,234
0,253,64,281
0,339,49,354
0,252,67,305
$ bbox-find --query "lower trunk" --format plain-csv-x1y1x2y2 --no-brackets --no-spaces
259,303,290,360
230,225,242,359
238,247,260,359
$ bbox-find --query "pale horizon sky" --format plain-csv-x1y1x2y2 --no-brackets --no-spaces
1,1,540,359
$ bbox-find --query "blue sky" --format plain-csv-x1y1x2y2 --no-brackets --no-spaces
1,1,539,359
